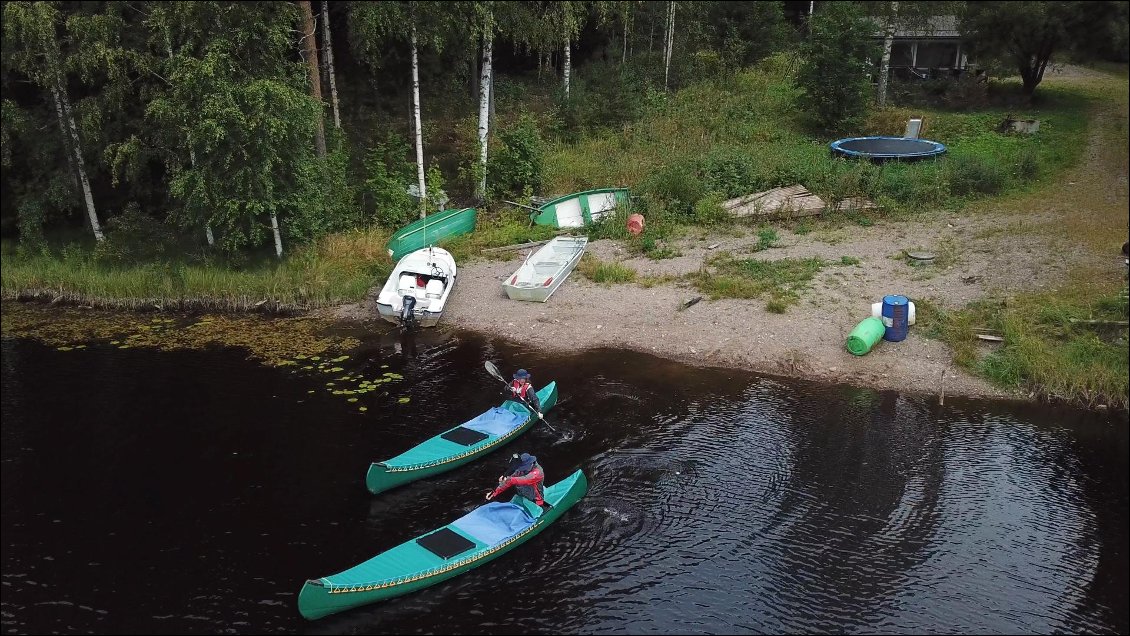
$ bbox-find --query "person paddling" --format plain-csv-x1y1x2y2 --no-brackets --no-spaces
486,452,552,512
508,368,542,418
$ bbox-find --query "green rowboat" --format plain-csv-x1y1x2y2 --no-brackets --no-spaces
365,382,558,495
299,469,588,620
386,207,477,262
531,188,630,229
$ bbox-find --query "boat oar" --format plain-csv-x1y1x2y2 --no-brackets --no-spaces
484,361,558,433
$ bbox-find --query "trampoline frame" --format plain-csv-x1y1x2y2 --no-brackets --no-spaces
830,136,947,161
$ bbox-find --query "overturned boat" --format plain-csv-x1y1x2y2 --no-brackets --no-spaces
530,188,630,228
375,247,457,329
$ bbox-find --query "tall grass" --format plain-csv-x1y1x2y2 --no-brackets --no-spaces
1,227,394,311
543,56,1095,218
931,286,1129,409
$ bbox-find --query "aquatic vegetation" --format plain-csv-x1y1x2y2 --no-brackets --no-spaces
1,303,358,368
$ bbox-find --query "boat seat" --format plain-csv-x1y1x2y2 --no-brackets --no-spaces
425,279,444,299
397,273,417,296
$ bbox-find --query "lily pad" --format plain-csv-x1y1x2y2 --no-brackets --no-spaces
359,406,368,412
347,398,358,403
57,346,73,351
398,397,411,404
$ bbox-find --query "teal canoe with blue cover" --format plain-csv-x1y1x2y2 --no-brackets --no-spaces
365,382,558,495
298,469,588,620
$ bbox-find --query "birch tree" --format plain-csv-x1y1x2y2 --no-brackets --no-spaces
477,7,494,200
664,0,675,92
321,0,341,129
3,1,104,242
410,16,426,218
876,1,898,107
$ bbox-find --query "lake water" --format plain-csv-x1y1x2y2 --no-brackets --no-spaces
1,322,1126,634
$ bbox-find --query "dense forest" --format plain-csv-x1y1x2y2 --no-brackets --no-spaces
2,1,1127,262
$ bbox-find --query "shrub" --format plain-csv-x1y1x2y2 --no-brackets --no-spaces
362,135,416,229
488,115,544,201
94,205,182,265
796,2,879,131
947,155,1007,195
693,192,730,225
639,162,705,218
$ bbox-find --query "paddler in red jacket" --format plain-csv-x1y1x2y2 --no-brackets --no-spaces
486,452,552,512
507,369,542,418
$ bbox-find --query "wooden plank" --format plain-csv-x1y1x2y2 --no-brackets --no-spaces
724,184,827,219
481,239,552,254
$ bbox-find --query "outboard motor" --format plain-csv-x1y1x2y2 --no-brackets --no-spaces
399,294,417,329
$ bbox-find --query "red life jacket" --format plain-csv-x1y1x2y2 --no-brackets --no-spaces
510,379,532,399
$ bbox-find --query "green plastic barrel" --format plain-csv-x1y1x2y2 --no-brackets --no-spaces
846,317,886,356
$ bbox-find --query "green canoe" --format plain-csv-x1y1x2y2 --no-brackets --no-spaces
386,207,477,262
299,469,588,620
365,382,558,495
531,188,630,229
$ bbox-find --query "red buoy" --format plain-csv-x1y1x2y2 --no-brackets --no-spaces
627,213,645,236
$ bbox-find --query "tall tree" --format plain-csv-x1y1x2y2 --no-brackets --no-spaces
3,1,104,242
321,0,341,129
664,0,675,91
298,1,327,157
476,3,494,200
797,1,879,131
409,15,426,218
876,1,899,107
961,1,1128,96
144,1,325,256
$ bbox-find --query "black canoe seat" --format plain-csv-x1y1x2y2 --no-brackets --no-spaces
416,527,476,559
440,426,489,446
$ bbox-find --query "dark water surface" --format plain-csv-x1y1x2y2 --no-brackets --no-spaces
1,327,1127,634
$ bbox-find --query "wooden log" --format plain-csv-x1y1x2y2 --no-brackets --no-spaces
481,239,552,254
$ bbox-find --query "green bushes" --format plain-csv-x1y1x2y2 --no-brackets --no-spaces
487,115,544,200
946,155,1007,195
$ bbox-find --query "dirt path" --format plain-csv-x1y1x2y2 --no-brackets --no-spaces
333,73,1128,401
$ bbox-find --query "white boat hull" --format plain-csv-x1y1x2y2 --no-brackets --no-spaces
502,236,588,303
375,247,457,328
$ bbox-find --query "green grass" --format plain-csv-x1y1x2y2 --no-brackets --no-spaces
576,254,637,284
688,253,826,312
930,287,1129,409
439,209,560,262
840,255,861,266
543,57,1095,221
1,228,394,311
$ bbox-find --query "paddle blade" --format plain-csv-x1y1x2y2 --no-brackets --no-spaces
484,360,506,382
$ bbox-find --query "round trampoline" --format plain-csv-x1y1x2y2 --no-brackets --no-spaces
830,136,946,162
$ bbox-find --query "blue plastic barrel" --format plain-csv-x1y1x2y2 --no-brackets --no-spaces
881,295,910,342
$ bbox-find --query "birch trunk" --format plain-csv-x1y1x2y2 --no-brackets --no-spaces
477,30,492,200
563,37,571,98
410,21,427,219
663,1,675,92
48,84,80,194
877,1,899,108
321,0,341,129
471,46,479,103
57,77,103,241
299,0,326,156
190,149,215,246
270,211,284,258
622,16,628,64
